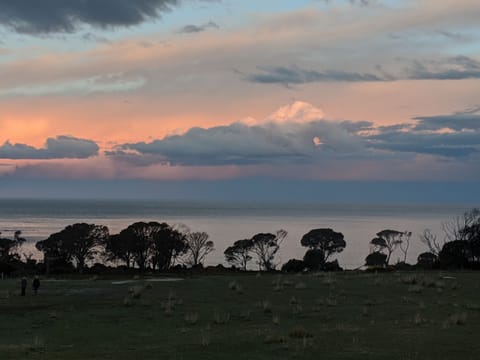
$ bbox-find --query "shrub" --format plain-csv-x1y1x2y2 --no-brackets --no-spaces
291,304,303,316
408,285,423,294
185,312,199,325
128,285,143,299
294,281,307,290
365,252,387,267
443,313,468,327
303,249,325,271
417,252,438,269
213,311,231,325
239,310,251,321
264,334,288,344
261,300,272,313
289,326,314,339
282,259,305,273
324,259,342,272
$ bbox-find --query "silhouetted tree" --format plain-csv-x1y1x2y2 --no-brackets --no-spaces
121,222,154,271
36,234,73,275
300,228,346,267
0,230,25,263
103,233,136,268
250,229,287,271
370,230,406,265
399,231,412,263
0,230,26,274
117,222,186,271
184,231,214,267
150,223,187,271
36,223,109,273
224,239,253,271
439,240,471,268
437,209,480,267
419,229,443,257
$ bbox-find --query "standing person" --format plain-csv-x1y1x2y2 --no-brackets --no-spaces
20,277,27,296
32,276,40,295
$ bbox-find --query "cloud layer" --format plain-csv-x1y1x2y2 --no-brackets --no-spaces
0,136,99,159
115,102,480,166
0,0,204,34
246,56,480,86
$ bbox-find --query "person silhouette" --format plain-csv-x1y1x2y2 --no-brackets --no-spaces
21,277,27,296
32,276,40,295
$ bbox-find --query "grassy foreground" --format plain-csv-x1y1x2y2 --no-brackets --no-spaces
1,272,479,360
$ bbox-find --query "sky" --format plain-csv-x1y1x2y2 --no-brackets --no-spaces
0,0,479,202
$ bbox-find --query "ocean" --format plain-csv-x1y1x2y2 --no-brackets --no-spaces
0,199,471,269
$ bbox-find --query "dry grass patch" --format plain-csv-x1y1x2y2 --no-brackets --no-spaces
289,326,314,339
213,311,231,325
443,312,468,328
184,312,199,325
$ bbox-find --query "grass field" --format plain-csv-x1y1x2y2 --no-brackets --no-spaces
1,272,479,360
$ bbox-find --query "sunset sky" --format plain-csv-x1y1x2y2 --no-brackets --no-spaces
0,0,479,201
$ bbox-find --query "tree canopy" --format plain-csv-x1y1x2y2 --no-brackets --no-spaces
224,239,253,271
110,222,187,271
36,223,108,273
300,228,346,265
370,229,406,265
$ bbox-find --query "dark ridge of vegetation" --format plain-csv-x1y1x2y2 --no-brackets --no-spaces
0,208,479,277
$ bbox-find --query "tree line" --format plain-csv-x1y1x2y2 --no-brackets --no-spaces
1,208,479,275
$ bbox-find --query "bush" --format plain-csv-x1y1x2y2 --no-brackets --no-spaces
365,252,387,268
393,262,413,271
416,252,438,269
281,259,305,273
303,249,325,271
289,326,314,339
324,259,342,272
439,241,470,269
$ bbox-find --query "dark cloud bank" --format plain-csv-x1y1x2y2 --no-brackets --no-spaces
2,110,478,164
0,136,99,159
116,110,480,166
0,0,211,34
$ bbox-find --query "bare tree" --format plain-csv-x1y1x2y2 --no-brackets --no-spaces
399,231,412,263
419,229,443,256
442,208,480,242
184,232,214,267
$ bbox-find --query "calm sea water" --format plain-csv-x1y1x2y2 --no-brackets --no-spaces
0,199,470,269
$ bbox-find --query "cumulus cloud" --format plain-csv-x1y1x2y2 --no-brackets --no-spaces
0,136,99,159
109,101,357,166
0,0,212,34
114,102,369,166
176,21,219,34
112,103,480,165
